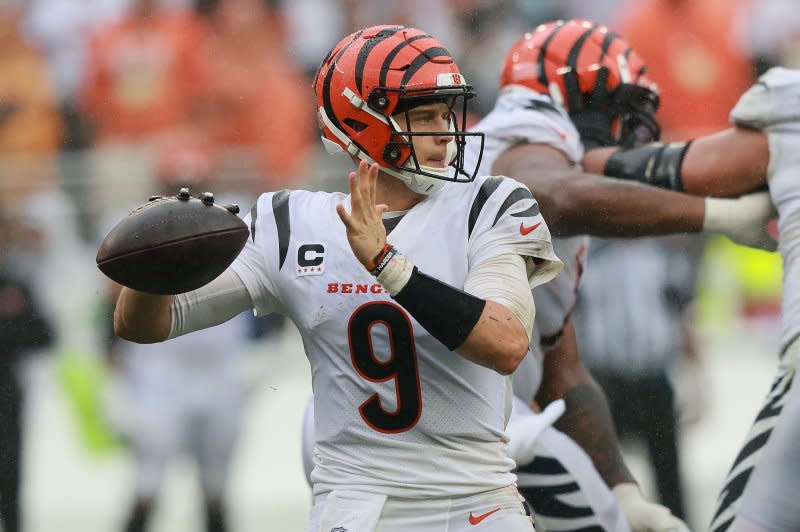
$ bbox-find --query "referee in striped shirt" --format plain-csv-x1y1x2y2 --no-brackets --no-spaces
574,235,706,523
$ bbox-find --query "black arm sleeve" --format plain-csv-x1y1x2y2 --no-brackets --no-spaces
603,141,692,191
392,267,486,351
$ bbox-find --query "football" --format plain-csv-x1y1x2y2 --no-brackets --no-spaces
96,188,249,295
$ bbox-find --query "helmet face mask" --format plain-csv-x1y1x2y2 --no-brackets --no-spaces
384,90,483,183
314,25,485,195
500,19,661,148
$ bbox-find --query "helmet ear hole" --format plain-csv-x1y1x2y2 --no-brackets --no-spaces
383,143,404,163
368,89,390,111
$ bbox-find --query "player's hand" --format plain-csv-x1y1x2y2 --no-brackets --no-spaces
566,67,616,150
703,192,778,251
612,483,690,532
507,398,565,466
336,160,389,265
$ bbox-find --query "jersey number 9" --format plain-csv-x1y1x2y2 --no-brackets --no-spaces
348,302,422,433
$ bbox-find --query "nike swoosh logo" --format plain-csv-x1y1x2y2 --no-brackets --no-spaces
519,221,541,235
469,507,501,525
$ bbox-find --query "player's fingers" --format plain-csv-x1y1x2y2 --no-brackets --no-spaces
591,67,610,106
375,203,389,217
336,203,353,229
348,171,362,213
563,70,583,111
368,163,380,207
359,161,375,216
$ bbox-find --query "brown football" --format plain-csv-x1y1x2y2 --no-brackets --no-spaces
96,189,249,295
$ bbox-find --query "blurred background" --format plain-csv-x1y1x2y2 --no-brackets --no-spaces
0,0,793,531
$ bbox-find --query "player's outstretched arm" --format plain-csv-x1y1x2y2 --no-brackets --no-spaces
114,289,173,343
582,126,769,198
337,161,530,375
492,142,705,238
495,140,776,250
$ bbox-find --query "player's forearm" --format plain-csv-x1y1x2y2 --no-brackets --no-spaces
536,320,634,487
376,249,528,375
681,128,769,196
457,300,529,375
552,378,635,487
583,128,769,197
114,288,173,343
493,144,704,238
539,172,705,237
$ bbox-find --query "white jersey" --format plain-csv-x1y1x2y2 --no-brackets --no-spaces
230,177,560,498
731,67,800,356
465,86,590,399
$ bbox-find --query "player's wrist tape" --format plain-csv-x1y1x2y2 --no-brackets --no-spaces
603,141,692,191
702,197,738,234
375,251,414,295
391,266,486,351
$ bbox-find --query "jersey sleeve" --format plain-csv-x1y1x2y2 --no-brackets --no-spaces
229,191,285,316
532,236,588,349
730,67,800,129
467,176,563,288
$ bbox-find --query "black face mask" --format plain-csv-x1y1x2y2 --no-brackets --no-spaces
371,87,485,183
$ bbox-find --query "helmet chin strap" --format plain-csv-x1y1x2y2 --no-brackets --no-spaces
379,164,447,196
392,137,458,195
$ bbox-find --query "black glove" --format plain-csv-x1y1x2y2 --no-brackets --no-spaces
565,67,615,151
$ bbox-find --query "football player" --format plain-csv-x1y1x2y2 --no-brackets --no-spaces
463,19,778,532
582,66,800,532
114,25,563,532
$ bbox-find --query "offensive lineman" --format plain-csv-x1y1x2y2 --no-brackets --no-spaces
465,19,778,532
114,26,562,531
581,66,800,532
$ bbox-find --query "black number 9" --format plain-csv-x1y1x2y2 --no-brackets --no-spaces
348,301,422,433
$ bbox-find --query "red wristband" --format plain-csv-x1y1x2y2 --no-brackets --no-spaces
364,243,393,272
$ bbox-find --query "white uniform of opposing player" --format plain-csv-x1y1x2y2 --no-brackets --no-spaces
709,67,800,532
235,174,560,531
464,85,631,532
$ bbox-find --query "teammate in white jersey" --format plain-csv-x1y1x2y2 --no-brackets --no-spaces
584,66,800,532
114,25,564,532
463,19,779,532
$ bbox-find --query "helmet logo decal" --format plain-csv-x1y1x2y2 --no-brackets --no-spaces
437,72,464,87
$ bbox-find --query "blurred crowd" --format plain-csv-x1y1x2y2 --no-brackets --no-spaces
1,0,797,531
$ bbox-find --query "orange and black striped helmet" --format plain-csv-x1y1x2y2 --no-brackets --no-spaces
500,19,660,146
313,25,484,195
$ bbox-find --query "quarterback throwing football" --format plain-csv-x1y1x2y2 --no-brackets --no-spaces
114,25,562,532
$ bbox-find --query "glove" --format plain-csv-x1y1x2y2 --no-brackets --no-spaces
703,192,778,251
566,67,616,150
612,483,690,532
506,397,566,466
